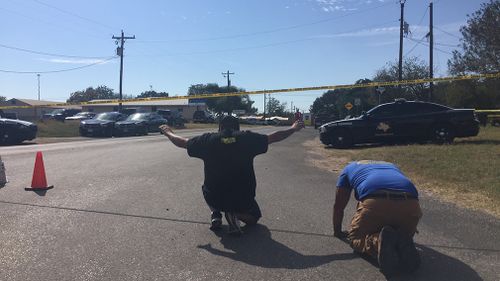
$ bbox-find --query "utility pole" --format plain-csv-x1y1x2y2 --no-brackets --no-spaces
398,0,406,86
263,93,267,119
222,70,235,88
429,1,434,101
112,30,135,111
37,74,41,101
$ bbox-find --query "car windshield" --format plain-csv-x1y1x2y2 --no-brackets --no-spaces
74,112,87,117
126,113,148,121
50,109,64,114
95,113,118,121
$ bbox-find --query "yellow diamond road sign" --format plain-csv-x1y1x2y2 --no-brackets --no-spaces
345,102,353,110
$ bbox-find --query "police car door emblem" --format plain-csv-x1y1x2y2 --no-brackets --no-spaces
377,122,390,132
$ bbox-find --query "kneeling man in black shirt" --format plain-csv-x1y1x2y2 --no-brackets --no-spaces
160,116,303,234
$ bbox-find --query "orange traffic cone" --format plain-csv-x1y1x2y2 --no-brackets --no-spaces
25,151,53,191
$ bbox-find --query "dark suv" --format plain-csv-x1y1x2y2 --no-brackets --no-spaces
319,99,480,148
43,108,81,121
193,110,215,123
157,110,185,128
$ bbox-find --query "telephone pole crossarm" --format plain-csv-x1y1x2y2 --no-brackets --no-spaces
222,70,235,88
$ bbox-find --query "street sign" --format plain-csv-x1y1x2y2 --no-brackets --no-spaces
354,98,361,106
345,102,353,111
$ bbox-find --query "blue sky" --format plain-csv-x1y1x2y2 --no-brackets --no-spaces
0,0,487,112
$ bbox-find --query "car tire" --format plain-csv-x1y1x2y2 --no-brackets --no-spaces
431,124,455,144
330,129,353,148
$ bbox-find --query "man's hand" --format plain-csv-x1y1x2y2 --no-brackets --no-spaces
291,120,305,131
159,124,173,136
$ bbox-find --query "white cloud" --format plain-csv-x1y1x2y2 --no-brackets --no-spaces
314,0,363,12
39,58,111,64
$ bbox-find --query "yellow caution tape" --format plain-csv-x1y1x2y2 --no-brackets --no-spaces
1,72,499,110
475,109,500,113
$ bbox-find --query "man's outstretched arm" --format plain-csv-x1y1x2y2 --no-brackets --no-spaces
160,125,188,149
267,121,304,144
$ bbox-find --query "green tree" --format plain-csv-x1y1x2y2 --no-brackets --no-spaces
311,79,376,119
436,1,500,109
136,90,169,99
0,96,6,102
448,0,500,75
67,85,118,103
187,83,257,114
373,57,430,101
266,97,287,116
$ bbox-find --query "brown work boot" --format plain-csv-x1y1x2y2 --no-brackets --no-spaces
397,232,421,273
378,226,399,276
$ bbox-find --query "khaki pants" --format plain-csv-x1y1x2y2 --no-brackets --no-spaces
348,198,422,258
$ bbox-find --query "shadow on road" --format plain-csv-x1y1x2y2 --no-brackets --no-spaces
343,241,484,281
390,244,483,281
197,224,357,269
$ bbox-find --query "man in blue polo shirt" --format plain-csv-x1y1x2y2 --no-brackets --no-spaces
333,160,422,276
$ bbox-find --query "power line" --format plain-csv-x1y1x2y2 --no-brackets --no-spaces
404,35,428,57
132,2,393,43
0,6,108,41
416,6,429,27
31,0,117,31
0,43,112,59
435,26,461,39
434,42,459,48
129,20,399,58
406,37,453,55
0,56,117,74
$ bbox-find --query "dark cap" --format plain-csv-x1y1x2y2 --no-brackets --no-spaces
219,115,240,132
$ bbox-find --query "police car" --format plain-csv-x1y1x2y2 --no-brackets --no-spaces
0,117,37,145
319,99,480,148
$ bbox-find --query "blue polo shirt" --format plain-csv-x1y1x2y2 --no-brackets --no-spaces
336,160,418,200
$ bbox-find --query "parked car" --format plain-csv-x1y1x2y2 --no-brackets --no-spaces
319,99,480,148
79,112,127,137
193,110,215,123
0,117,37,145
65,112,96,121
114,112,168,136
43,108,81,121
157,110,185,128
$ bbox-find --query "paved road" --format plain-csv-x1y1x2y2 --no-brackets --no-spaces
0,128,499,281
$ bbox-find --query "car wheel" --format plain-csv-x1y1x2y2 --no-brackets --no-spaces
431,124,454,144
330,129,353,148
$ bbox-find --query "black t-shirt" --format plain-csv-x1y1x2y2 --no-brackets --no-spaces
187,130,268,212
